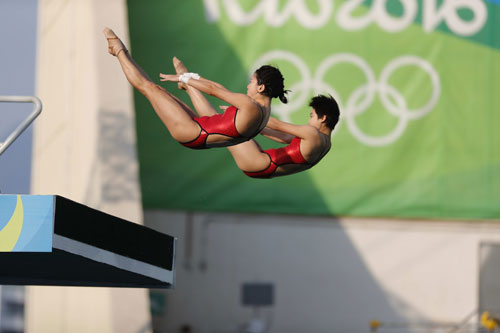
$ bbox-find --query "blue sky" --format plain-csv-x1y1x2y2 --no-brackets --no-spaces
0,0,38,194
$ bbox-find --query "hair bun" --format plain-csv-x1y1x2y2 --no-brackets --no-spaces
279,92,288,104
255,65,288,103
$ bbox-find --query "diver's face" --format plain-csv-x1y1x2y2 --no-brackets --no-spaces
247,73,263,97
308,109,320,127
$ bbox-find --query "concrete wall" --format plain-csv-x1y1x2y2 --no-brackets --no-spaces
146,210,500,333
27,1,150,332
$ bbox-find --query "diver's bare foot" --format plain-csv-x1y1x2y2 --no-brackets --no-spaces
173,56,188,90
103,27,127,56
173,56,188,73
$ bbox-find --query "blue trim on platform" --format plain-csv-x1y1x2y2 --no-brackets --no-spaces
0,196,17,231
13,195,54,252
0,195,54,252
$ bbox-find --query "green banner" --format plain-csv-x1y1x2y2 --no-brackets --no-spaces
128,0,500,219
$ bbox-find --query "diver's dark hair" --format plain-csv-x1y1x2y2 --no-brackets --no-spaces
309,94,340,130
255,65,289,104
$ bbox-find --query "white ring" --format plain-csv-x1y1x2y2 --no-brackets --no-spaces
250,50,311,122
249,51,441,146
379,55,441,120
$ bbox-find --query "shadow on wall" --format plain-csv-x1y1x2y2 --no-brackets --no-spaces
146,212,427,333
84,109,142,206
479,242,500,316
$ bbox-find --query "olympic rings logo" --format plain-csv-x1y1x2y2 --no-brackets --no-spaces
250,51,441,146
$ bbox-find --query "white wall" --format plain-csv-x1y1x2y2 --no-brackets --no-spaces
26,1,149,332
146,211,500,333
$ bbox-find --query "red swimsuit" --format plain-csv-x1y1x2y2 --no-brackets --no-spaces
243,137,313,179
181,106,265,149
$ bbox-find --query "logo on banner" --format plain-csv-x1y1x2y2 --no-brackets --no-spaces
204,0,487,36
251,50,441,146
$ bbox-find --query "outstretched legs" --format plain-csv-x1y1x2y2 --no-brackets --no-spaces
172,57,219,118
170,56,271,169
104,28,200,143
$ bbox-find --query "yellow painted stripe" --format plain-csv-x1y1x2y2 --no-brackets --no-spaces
0,195,24,251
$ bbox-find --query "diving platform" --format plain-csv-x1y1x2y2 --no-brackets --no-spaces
0,195,176,288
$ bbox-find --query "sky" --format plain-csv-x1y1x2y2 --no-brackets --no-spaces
0,0,38,194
